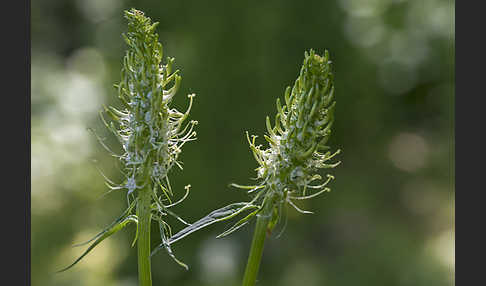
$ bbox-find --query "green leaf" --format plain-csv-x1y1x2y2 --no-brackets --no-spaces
57,215,138,273
71,199,137,248
216,208,260,238
166,202,258,245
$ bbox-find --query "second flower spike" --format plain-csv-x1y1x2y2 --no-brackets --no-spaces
169,49,340,247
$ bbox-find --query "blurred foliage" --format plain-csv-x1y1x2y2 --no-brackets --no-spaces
31,0,454,285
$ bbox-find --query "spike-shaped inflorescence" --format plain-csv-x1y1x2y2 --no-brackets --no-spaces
60,9,196,275
239,49,341,226
109,9,197,201
168,49,340,246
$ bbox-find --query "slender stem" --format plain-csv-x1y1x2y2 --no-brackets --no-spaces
242,205,272,286
137,189,153,286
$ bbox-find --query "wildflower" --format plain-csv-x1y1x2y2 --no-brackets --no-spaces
169,49,340,244
60,9,196,274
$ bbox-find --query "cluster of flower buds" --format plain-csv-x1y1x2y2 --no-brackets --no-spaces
230,49,341,234
98,9,196,268
102,9,197,203
168,50,340,243
60,9,198,272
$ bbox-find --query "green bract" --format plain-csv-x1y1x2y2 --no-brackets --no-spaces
60,9,196,273
169,49,340,243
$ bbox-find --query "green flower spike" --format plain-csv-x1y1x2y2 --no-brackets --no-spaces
169,49,340,248
59,8,197,281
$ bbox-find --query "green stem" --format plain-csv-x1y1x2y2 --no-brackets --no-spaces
242,205,272,286
137,189,153,286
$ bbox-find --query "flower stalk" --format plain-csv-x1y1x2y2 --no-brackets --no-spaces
239,49,340,285
59,9,197,284
169,49,340,286
241,201,273,286
137,188,153,286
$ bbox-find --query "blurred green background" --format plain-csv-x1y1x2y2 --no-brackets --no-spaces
31,0,454,285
